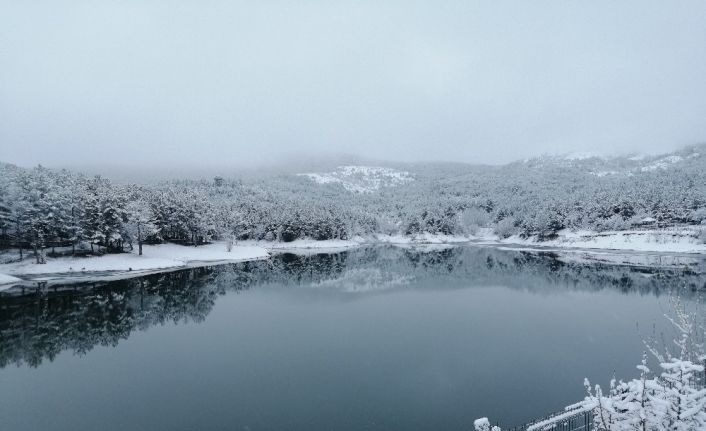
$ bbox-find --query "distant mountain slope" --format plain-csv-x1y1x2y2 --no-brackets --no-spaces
516,145,704,177
298,165,414,193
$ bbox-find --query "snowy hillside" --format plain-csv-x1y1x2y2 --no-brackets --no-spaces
519,146,703,177
1,144,705,259
299,165,414,193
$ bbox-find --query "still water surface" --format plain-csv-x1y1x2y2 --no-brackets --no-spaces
1,245,704,430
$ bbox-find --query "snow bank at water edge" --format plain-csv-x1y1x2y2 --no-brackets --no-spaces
0,242,269,279
259,239,363,250
240,236,471,253
0,273,22,289
499,228,706,254
233,239,364,256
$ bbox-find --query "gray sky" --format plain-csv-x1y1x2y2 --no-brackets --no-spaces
2,0,706,168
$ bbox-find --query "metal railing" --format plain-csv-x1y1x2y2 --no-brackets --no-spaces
505,358,706,431
506,408,592,431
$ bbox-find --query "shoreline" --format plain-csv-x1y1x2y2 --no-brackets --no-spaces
1,229,705,288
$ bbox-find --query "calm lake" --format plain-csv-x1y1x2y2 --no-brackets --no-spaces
1,245,705,431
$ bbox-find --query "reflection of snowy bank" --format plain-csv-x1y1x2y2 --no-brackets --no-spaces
3,244,706,299
310,268,415,293
374,233,471,245
553,250,705,270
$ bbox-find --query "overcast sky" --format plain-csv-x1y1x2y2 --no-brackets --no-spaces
2,1,706,168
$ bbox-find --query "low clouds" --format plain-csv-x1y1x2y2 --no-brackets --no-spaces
2,0,706,167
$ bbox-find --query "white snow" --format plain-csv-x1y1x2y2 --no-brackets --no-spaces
2,228,704,283
526,406,590,431
259,238,362,250
497,228,706,254
0,242,269,279
0,273,22,289
240,238,364,255
640,155,684,172
589,170,616,177
311,268,414,293
299,165,413,193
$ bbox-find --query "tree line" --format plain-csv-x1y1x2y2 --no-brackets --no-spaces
2,145,706,263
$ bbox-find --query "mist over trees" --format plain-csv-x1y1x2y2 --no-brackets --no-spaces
1,145,706,259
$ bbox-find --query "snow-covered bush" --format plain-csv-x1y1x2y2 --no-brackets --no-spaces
494,216,518,239
698,226,706,244
582,356,706,431
473,417,501,431
595,214,631,232
461,207,491,235
581,294,706,431
690,208,706,224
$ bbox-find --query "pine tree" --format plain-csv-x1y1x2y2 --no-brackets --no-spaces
658,359,706,431
125,197,158,256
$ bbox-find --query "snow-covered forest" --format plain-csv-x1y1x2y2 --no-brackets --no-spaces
2,144,706,262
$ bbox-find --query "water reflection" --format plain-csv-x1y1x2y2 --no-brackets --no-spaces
1,245,705,369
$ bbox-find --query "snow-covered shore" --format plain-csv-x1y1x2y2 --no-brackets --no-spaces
496,228,706,254
1,228,704,287
0,273,22,289
371,228,706,254
254,238,363,251
0,242,269,285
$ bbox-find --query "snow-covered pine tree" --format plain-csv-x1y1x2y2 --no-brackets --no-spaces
81,177,105,253
658,358,706,431
125,194,158,256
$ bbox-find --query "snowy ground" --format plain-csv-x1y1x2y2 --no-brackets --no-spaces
0,273,22,290
497,228,706,254
0,242,269,284
257,238,363,250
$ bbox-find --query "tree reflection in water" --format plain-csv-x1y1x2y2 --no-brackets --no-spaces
1,245,705,368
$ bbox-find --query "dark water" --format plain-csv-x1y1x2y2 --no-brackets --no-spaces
1,245,705,431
